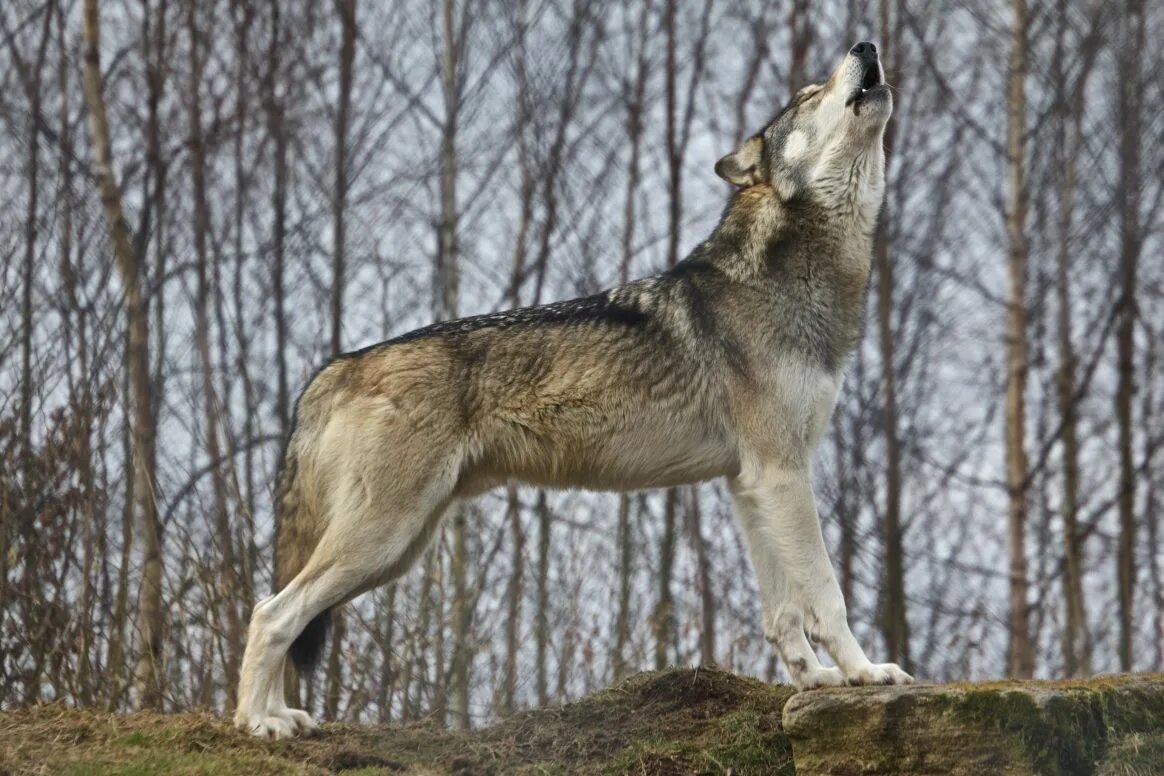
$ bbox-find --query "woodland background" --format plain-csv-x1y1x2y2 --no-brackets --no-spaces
0,0,1162,730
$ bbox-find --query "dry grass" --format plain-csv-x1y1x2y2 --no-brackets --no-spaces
0,667,796,776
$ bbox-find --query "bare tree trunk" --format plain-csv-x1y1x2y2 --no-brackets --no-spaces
787,0,812,92
439,0,471,730
505,0,532,308
1055,139,1088,678
557,624,573,699
653,490,677,670
406,554,438,721
107,353,135,708
449,509,470,727
230,0,259,602
613,494,633,680
82,0,164,708
186,0,242,706
834,423,855,603
435,0,460,325
331,0,356,356
55,3,96,702
1140,337,1159,670
1115,0,1144,673
502,486,522,713
687,491,716,664
1144,334,1162,670
323,0,357,722
378,584,397,722
12,0,52,704
266,1,291,446
876,0,909,672
1052,4,1093,676
1004,0,1033,679
535,492,550,706
662,0,681,271
654,0,681,674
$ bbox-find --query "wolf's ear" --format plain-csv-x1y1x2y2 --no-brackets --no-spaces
714,136,764,186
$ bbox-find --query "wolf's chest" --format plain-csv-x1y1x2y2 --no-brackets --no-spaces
757,358,843,449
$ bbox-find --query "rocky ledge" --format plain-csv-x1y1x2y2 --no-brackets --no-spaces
782,673,1164,776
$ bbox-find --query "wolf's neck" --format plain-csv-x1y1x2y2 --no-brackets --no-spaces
703,186,875,284
694,184,875,372
811,146,887,229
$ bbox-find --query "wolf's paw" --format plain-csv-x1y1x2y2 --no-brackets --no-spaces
237,706,320,739
795,665,846,690
284,708,320,736
236,712,297,740
846,662,914,686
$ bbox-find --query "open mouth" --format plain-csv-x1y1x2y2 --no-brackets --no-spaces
845,63,885,110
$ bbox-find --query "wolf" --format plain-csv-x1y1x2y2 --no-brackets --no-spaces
234,41,912,738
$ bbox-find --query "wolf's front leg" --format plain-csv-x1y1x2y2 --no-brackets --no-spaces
731,465,913,688
732,481,843,689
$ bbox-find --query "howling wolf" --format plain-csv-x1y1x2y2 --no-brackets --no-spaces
235,41,911,739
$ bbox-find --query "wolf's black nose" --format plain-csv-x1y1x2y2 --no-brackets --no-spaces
851,41,877,58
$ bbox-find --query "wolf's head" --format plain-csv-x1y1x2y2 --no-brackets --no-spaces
716,42,891,216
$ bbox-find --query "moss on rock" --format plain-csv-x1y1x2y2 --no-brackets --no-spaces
783,674,1164,776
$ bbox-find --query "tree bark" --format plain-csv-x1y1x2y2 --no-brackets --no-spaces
266,0,291,447
439,0,471,730
502,485,523,713
653,490,677,671
1144,335,1161,669
654,0,681,674
1051,3,1094,676
1004,0,1033,679
323,0,357,722
1114,0,1144,674
787,0,812,93
535,492,551,706
82,0,164,708
186,0,242,706
11,0,52,704
331,0,356,356
876,0,910,672
613,494,633,680
230,0,260,605
688,491,716,664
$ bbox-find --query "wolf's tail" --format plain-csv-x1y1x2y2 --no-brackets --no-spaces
273,372,336,674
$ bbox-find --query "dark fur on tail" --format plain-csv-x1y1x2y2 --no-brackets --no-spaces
289,610,331,672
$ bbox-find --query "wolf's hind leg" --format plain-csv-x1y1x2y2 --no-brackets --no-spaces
235,452,459,738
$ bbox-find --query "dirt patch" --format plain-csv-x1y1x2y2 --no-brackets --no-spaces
324,749,408,772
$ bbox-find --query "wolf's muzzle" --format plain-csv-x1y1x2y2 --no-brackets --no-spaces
845,41,885,109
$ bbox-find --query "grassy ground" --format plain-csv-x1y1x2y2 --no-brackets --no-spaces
0,667,796,776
